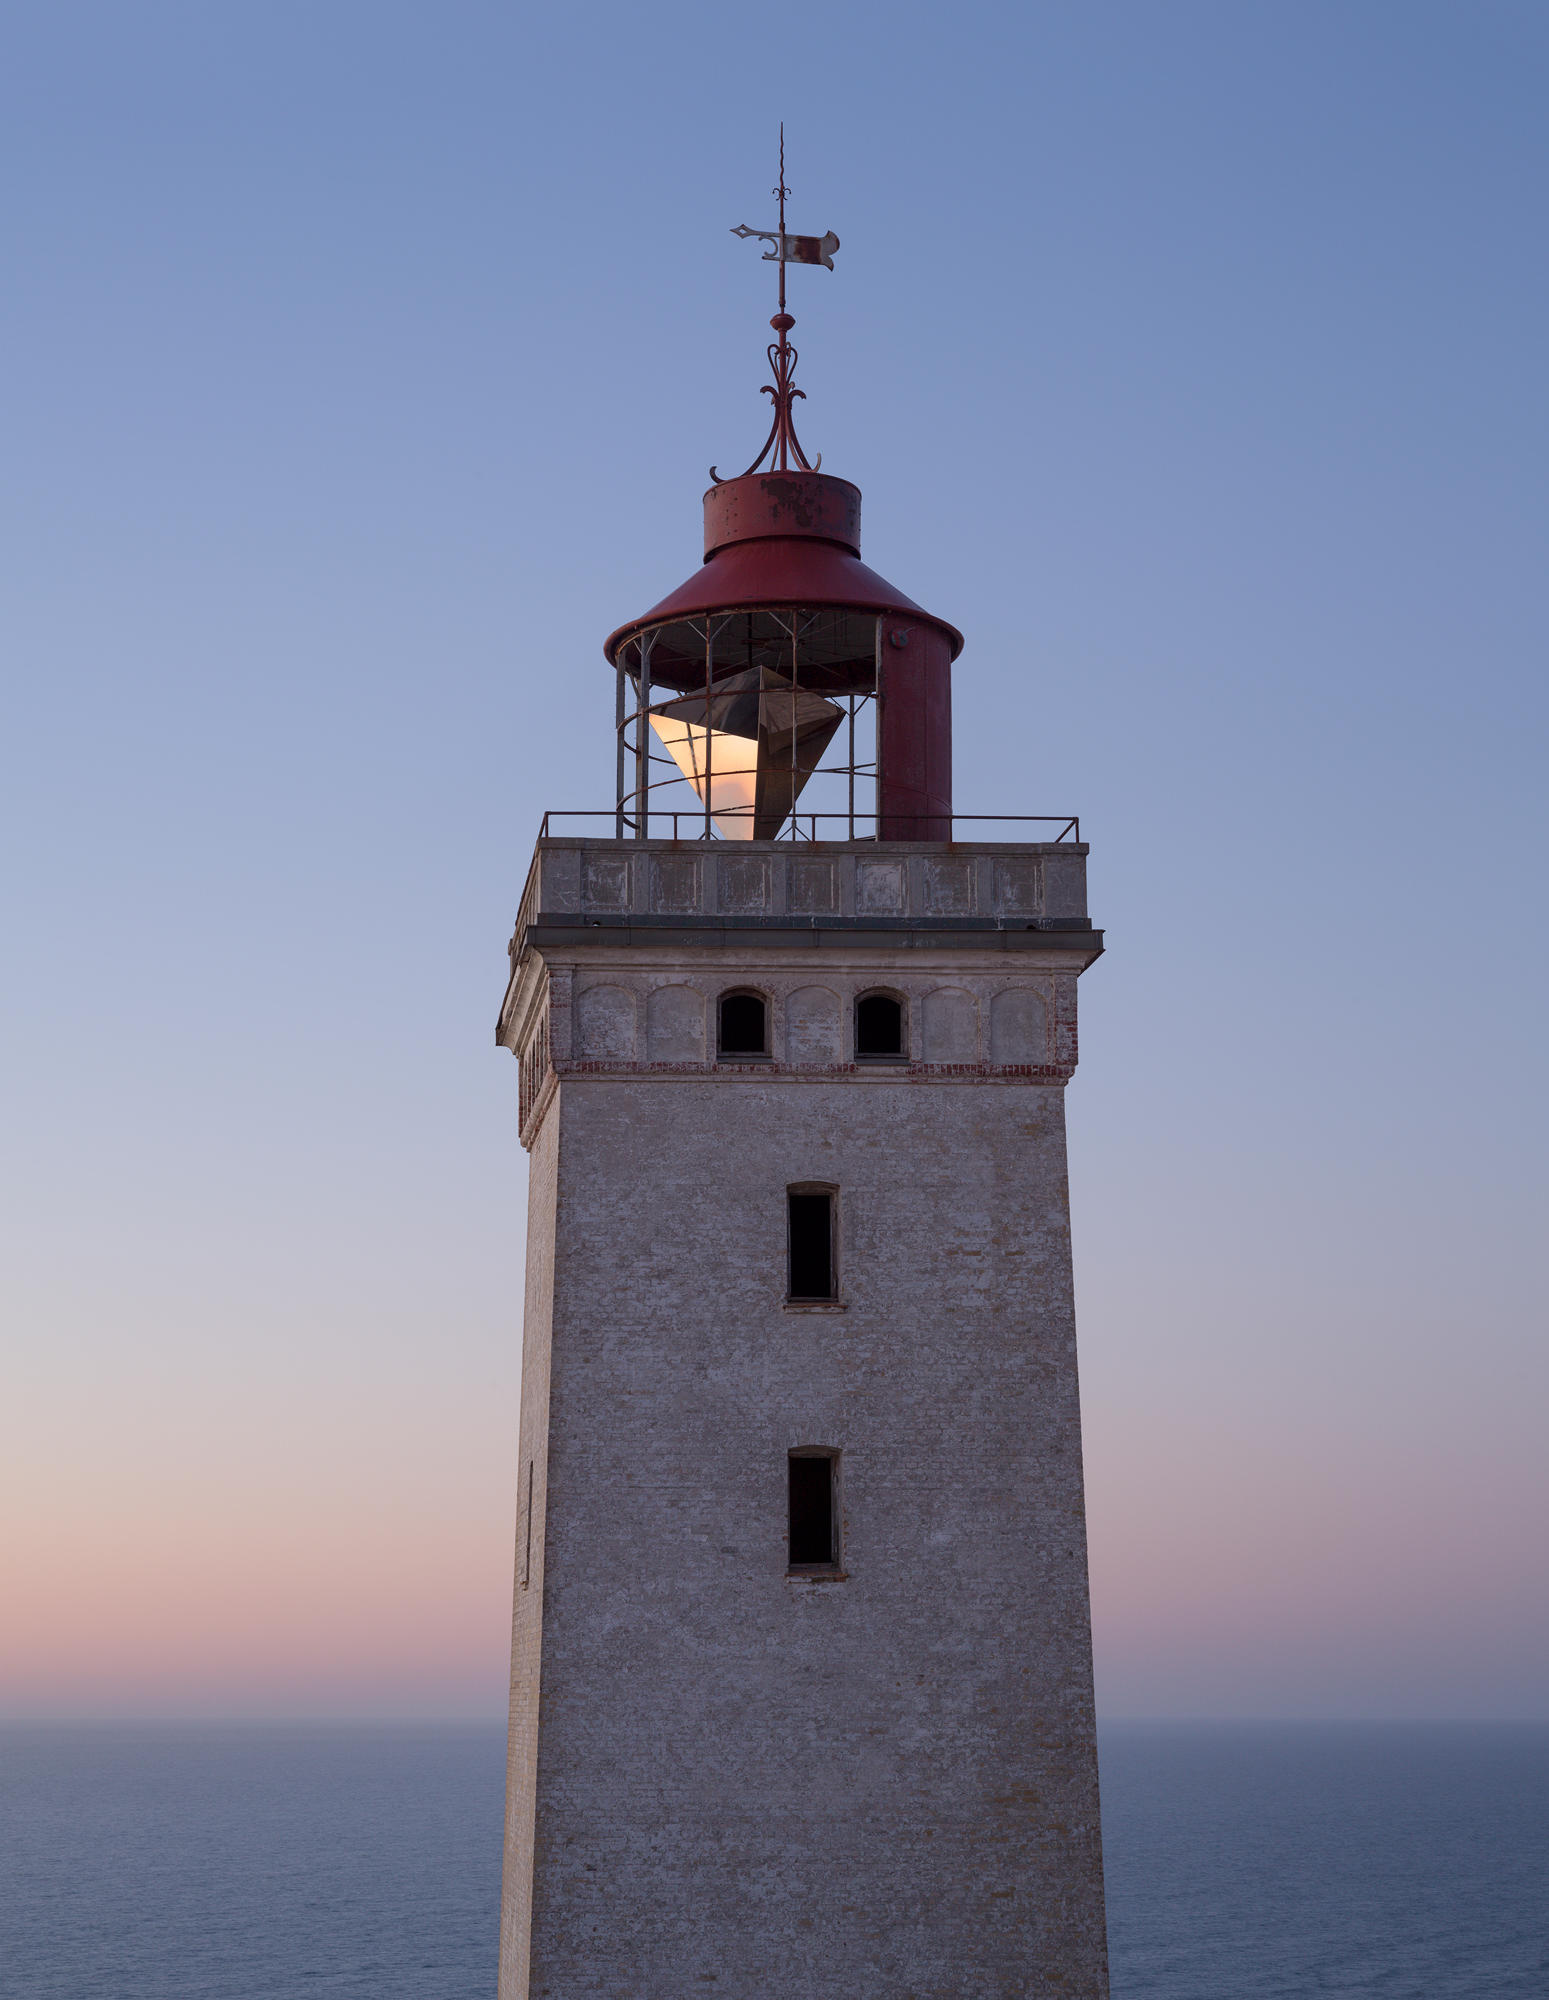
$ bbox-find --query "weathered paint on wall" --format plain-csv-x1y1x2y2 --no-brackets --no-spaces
497,840,1109,1999
497,1100,559,1999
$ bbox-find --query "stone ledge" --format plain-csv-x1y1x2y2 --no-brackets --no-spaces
558,1059,1075,1080
510,835,1094,961
526,921,1104,956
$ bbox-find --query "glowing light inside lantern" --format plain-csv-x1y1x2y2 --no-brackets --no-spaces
648,715,761,838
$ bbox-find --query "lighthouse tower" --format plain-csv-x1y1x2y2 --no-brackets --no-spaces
496,174,1109,2000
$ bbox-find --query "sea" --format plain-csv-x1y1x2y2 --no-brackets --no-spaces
2,1722,1545,1997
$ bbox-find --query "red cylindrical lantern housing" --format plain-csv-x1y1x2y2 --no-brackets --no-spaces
605,470,962,842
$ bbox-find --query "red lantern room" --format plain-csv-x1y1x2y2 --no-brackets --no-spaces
605,468,962,843
598,149,964,845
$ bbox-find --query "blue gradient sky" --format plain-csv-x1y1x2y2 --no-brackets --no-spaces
2,0,1544,1718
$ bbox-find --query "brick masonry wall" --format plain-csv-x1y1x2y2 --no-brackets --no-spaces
507,955,1086,1160
497,1105,558,1998
497,1052,1108,1998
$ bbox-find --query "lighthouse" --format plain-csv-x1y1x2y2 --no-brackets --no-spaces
495,161,1109,1999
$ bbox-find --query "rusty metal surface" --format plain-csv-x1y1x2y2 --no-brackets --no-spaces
730,223,839,270
603,536,962,666
598,136,969,850
703,470,861,559
713,127,839,482
877,617,954,839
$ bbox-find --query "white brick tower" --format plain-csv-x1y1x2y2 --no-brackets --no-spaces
496,188,1109,1997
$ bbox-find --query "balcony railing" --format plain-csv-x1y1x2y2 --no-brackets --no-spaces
535,810,1081,845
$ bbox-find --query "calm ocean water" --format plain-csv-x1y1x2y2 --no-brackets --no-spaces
2,1722,1545,1997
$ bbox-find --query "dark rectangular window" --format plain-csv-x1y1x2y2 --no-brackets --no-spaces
855,992,904,1057
787,1191,834,1299
788,1452,837,1568
718,991,767,1056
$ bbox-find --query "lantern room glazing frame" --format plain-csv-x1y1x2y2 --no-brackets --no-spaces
613,605,886,842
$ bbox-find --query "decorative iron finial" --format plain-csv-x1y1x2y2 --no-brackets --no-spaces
711,125,840,484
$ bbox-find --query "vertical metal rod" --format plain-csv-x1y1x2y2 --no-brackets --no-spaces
635,633,653,841
776,125,788,471
704,620,713,842
847,691,855,841
777,125,787,320
873,615,884,841
630,668,643,835
789,609,798,842
614,652,626,838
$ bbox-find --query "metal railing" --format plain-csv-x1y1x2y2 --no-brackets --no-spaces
536,811,1081,844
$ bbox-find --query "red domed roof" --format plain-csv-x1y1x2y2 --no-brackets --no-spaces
603,471,963,664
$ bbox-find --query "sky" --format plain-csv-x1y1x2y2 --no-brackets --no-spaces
2,0,1544,1721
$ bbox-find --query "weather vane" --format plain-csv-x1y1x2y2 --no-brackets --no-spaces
710,125,840,483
